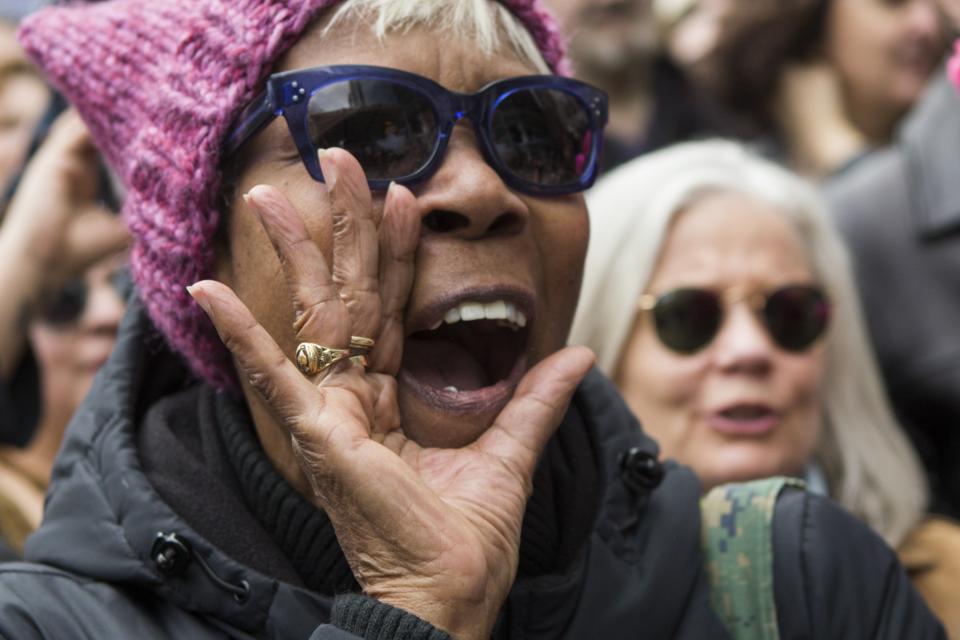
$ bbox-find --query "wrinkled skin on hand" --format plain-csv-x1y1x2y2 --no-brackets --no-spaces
191,148,593,638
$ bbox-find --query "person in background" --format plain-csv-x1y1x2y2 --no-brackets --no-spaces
570,139,960,635
654,0,731,79
0,109,128,560
700,0,947,177
0,19,48,204
543,0,724,171
825,3,960,520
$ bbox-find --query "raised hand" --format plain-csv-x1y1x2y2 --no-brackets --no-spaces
189,148,594,639
0,109,128,377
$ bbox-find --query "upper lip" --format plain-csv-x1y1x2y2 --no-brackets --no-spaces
404,285,536,336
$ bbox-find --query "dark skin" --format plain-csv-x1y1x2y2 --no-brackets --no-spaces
189,15,594,640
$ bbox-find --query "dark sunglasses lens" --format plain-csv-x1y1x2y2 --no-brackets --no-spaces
307,79,439,181
490,88,592,187
653,289,722,353
38,279,87,327
764,286,831,351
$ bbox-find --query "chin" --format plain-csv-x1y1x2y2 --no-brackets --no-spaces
697,446,797,492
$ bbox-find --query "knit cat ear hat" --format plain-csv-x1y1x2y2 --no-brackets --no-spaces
18,0,569,389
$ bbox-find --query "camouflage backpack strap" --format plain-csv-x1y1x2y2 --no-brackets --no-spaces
700,477,806,640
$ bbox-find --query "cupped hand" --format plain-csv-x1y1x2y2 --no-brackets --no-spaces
189,148,594,639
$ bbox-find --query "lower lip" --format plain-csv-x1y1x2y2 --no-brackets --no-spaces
707,413,778,436
399,354,528,416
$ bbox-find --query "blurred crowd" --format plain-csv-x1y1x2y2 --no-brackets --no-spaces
0,0,957,636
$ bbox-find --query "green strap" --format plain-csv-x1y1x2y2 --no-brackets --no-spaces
700,477,805,640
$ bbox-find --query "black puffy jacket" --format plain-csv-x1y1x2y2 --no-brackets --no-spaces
0,299,944,638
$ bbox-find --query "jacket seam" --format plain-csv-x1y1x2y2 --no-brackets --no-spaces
799,493,814,636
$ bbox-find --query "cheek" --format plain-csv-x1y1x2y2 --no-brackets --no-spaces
777,350,827,450
783,349,826,410
537,205,589,344
29,327,77,370
222,176,335,357
616,323,704,437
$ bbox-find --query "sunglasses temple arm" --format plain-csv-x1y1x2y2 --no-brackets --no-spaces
223,87,278,156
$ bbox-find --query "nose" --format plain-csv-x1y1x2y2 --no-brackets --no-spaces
711,303,774,376
414,124,530,240
81,280,125,335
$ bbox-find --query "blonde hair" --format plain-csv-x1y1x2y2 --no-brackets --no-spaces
569,140,927,546
323,0,551,73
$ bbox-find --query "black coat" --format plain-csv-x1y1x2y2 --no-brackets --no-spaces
0,298,943,638
826,71,960,517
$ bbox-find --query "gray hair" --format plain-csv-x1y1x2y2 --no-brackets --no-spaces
569,140,927,546
322,0,550,73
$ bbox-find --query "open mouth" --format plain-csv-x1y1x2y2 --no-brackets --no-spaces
708,403,779,436
401,295,532,414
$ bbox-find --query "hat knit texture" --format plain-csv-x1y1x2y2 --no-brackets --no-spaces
18,0,569,389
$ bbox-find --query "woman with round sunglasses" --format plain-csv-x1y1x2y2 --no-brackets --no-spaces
571,138,960,633
0,1,944,638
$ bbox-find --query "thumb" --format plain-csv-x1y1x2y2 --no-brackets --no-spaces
475,346,595,489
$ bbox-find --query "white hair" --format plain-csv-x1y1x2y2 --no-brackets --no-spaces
569,140,927,546
322,0,551,73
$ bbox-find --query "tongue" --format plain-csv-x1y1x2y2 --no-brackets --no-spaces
403,337,488,390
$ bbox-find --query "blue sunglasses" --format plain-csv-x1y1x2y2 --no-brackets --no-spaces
224,65,608,196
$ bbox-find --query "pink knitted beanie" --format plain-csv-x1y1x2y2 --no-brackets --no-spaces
18,0,569,389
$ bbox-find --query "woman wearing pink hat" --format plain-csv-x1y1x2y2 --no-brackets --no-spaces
0,1,944,638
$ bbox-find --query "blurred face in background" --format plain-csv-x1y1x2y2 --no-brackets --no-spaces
825,0,946,122
0,21,49,195
546,0,659,74
662,0,733,70
616,191,827,491
29,253,128,419
936,0,960,27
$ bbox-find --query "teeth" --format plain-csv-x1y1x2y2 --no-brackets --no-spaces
441,299,528,329
444,386,459,393
484,300,507,321
460,302,485,322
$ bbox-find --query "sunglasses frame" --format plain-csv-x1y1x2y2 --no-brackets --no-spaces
637,284,832,354
224,64,609,196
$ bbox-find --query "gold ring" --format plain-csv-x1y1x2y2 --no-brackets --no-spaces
296,342,350,376
349,336,376,354
349,354,369,368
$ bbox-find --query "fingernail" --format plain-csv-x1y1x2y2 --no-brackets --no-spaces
187,284,209,312
242,192,252,205
318,148,337,189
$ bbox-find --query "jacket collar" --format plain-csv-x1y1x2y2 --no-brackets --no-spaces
902,70,960,239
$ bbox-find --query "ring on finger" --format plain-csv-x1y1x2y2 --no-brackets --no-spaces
349,335,376,354
296,342,350,377
349,354,369,368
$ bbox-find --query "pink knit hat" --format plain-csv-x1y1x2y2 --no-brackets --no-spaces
18,0,569,389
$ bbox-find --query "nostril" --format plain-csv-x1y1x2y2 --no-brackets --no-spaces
423,210,470,233
486,212,524,237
